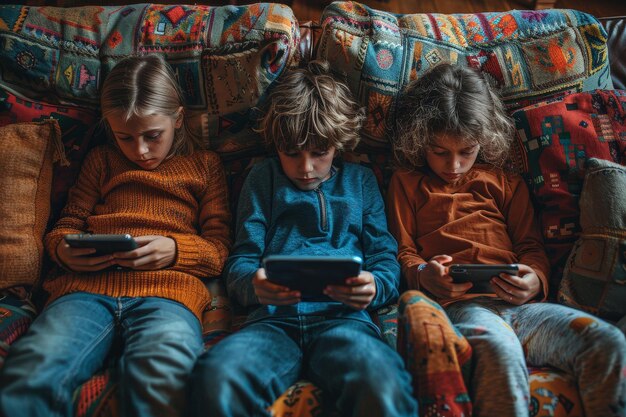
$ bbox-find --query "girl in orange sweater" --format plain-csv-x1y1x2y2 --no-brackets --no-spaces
387,63,626,417
0,55,231,417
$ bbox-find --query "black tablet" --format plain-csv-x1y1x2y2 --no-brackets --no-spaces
449,264,519,293
263,255,363,299
64,234,138,255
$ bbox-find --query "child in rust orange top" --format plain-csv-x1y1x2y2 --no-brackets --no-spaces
0,55,231,417
387,63,626,417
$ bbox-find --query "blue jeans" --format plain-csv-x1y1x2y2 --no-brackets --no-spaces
189,315,417,417
0,292,203,417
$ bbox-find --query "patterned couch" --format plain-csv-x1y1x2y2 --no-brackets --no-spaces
0,2,624,417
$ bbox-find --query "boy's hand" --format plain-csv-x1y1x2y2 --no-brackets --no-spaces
419,255,473,299
112,235,176,270
252,268,301,305
324,271,376,310
56,240,115,272
491,263,541,305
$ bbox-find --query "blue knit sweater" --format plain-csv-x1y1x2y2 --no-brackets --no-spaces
225,157,400,323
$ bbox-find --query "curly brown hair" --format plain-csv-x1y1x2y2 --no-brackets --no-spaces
393,63,514,169
257,60,365,152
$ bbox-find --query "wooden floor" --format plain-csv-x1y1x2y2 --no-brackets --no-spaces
23,0,626,19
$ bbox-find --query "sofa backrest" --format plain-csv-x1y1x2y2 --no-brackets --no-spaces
1,2,623,294
316,2,613,149
0,3,300,215
599,16,626,90
0,3,299,148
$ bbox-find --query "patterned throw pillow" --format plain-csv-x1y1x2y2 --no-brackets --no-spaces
558,158,626,322
0,120,62,289
510,90,626,297
317,2,612,149
0,3,299,162
0,89,100,219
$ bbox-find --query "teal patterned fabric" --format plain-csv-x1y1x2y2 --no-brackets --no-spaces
317,1,613,148
0,4,299,158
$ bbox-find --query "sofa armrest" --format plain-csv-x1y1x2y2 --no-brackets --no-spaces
600,16,626,90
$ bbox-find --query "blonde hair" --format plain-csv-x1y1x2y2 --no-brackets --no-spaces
100,54,201,156
394,63,514,169
257,60,365,152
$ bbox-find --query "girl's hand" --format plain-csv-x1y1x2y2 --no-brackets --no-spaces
252,268,301,305
419,255,473,299
56,240,115,272
112,235,176,270
324,271,376,310
491,263,541,305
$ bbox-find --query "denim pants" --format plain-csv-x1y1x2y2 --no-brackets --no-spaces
189,315,418,417
0,292,203,417
446,298,626,417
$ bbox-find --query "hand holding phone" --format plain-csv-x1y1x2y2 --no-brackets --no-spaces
449,264,519,294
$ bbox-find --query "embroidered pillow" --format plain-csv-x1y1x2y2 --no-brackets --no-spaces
558,158,626,322
0,4,299,161
0,120,63,289
317,2,612,149
510,90,626,297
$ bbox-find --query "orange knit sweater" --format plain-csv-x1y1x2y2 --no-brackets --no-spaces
386,164,550,306
44,145,232,320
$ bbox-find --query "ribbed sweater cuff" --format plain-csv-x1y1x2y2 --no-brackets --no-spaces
171,234,200,270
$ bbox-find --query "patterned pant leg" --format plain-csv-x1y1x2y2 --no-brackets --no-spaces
398,291,473,417
445,300,529,417
503,302,626,417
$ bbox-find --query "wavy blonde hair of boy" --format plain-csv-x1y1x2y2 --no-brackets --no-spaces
100,54,202,156
393,63,515,169
257,60,366,152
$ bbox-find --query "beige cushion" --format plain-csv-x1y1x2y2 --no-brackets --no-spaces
0,120,63,288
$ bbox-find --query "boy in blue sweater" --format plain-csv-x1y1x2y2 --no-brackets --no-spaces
189,61,417,417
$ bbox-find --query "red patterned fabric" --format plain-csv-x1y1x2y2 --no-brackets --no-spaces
510,90,626,296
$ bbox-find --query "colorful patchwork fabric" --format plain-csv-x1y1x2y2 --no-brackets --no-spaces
0,288,37,369
269,381,339,417
398,291,472,417
0,3,299,161
510,89,626,296
317,2,612,148
528,367,583,417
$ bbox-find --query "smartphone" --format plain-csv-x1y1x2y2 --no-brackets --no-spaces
263,255,363,299
449,264,519,293
64,234,138,255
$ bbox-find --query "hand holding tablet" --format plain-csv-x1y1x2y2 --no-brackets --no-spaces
64,234,138,255
263,255,363,299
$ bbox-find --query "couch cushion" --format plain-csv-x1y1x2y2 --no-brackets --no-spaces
0,4,300,161
528,367,583,417
510,89,626,297
0,120,62,288
558,158,626,322
0,288,37,368
0,89,100,219
316,2,612,148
